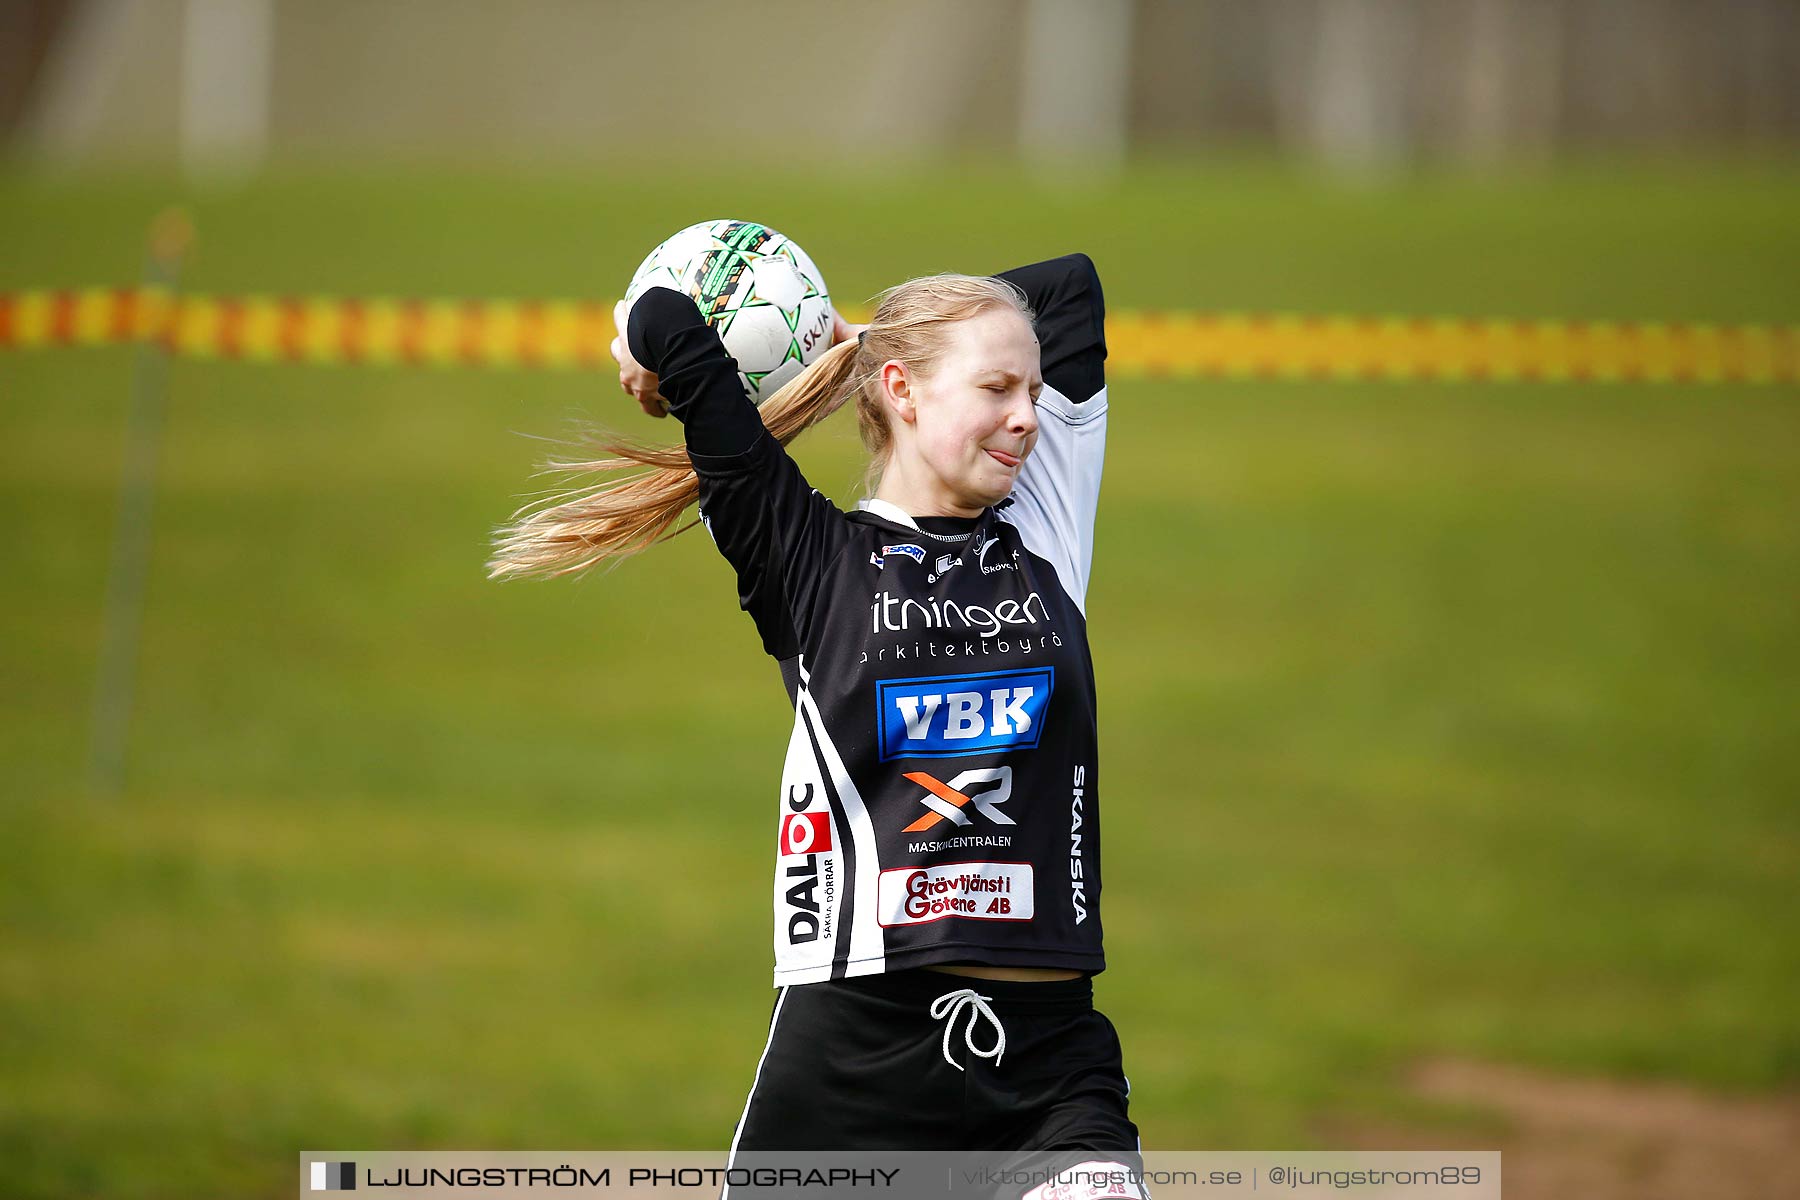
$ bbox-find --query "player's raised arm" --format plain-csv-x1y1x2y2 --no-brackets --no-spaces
996,252,1107,405
625,287,768,456
620,287,858,660
990,253,1109,612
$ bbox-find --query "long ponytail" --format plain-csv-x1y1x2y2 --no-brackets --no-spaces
487,337,866,579
487,273,1030,580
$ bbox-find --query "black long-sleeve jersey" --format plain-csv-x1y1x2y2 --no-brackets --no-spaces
627,253,1108,986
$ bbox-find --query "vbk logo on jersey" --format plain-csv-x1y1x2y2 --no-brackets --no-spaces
875,667,1055,761
779,810,833,855
881,543,926,563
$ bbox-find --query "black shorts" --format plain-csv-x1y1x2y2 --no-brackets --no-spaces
728,969,1139,1154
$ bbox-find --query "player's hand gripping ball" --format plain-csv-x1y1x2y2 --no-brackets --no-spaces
620,219,835,408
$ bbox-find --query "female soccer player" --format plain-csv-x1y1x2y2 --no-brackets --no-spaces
493,253,1137,1175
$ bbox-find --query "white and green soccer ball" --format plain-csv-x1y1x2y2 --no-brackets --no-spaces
623,219,835,406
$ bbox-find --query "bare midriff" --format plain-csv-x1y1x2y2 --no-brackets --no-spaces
923,964,1084,982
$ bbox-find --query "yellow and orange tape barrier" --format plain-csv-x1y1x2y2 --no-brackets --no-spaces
2,287,1796,384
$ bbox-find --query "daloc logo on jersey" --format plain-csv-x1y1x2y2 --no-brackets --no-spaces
876,668,1054,761
779,810,833,855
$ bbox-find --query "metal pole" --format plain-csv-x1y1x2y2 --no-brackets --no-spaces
86,208,192,799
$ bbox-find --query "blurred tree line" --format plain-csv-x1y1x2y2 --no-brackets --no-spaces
1137,0,1798,171
1,0,1795,173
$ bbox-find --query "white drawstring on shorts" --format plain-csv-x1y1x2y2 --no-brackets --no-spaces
929,988,1006,1071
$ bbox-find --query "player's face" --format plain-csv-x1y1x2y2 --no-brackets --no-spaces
904,309,1042,511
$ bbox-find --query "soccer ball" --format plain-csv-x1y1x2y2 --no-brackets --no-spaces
622,219,835,406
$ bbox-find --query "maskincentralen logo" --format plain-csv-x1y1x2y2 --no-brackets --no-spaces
902,766,1016,833
310,1161,356,1191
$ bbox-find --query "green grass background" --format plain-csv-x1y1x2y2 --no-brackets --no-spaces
2,159,1798,1198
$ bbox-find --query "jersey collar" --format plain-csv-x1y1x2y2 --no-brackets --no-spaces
856,496,1016,529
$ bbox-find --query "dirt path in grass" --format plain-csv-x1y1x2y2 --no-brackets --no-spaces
1319,1058,1800,1199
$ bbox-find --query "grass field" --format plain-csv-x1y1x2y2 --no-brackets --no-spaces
2,159,1798,1198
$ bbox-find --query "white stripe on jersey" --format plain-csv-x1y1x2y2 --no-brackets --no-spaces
796,660,887,974
771,691,836,984
774,656,886,984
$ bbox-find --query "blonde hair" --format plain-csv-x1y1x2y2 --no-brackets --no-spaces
488,273,1033,580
